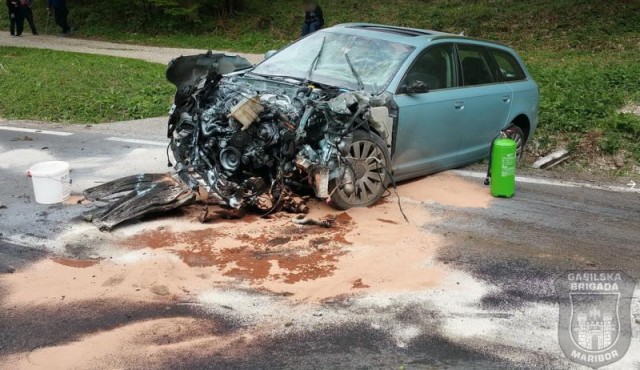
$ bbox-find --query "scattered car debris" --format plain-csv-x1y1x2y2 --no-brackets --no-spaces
532,149,570,169
291,214,335,228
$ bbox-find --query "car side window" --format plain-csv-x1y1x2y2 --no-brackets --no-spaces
489,49,526,81
401,44,456,92
457,45,495,86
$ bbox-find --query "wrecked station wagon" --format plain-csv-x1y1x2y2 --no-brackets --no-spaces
84,23,539,229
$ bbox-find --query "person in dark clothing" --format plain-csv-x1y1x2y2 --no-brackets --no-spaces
6,0,23,36
19,0,37,35
301,0,324,37
48,0,71,34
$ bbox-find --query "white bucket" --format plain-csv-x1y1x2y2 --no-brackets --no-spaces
28,161,71,204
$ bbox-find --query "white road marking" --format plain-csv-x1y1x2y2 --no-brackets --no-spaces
106,137,167,147
0,126,74,136
453,170,640,194
1,124,636,195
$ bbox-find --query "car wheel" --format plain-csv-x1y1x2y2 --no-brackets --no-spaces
329,130,390,210
504,125,526,162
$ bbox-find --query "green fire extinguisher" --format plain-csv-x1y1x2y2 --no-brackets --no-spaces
484,132,517,197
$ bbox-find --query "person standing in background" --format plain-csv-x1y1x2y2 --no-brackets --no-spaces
20,0,37,35
48,0,70,34
301,0,324,37
6,0,23,36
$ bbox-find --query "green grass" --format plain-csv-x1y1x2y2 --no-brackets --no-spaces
0,47,174,123
527,50,640,163
2,1,640,172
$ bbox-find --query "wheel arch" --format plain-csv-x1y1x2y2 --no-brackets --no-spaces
508,114,531,142
365,127,385,142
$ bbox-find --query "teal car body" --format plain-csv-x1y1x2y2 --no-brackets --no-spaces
260,23,539,181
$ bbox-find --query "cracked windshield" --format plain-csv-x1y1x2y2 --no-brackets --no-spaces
253,31,414,93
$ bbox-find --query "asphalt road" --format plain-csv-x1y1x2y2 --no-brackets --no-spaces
0,119,639,369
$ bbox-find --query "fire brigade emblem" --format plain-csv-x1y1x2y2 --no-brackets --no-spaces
555,271,636,368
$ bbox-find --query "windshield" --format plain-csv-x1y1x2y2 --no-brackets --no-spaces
252,31,414,94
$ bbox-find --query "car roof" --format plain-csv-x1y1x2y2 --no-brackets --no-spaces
327,23,509,49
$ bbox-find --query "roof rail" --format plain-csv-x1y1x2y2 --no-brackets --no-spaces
346,24,432,37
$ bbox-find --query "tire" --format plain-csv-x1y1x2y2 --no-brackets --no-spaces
504,124,526,162
329,130,390,210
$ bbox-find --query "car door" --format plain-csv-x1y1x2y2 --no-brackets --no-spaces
454,43,513,164
392,43,462,179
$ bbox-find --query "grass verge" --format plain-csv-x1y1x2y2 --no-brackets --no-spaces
0,47,173,124
527,50,640,171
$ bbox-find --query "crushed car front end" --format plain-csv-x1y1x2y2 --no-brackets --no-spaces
83,30,413,229
167,64,390,212
165,31,414,213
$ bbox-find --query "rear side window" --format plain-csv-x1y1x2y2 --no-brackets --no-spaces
457,45,495,86
489,49,526,81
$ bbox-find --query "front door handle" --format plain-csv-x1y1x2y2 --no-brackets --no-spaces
454,101,464,110
502,95,511,103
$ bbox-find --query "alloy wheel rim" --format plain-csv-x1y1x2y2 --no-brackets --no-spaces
507,130,525,161
339,139,387,205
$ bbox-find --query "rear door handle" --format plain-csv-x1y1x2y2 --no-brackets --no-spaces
502,95,511,103
454,101,464,110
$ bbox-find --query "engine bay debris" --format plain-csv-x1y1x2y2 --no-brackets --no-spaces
83,52,396,230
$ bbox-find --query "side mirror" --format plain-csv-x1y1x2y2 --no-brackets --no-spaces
264,50,278,60
405,80,429,94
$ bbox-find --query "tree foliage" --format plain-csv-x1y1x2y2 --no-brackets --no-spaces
142,0,245,20
90,0,246,24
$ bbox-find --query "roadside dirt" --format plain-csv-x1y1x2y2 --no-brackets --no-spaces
0,172,495,369
4,172,491,304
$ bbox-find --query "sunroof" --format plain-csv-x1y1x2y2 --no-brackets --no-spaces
348,25,431,37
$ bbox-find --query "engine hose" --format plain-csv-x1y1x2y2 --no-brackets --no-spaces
166,141,173,167
296,105,316,143
347,105,369,129
296,86,312,96
383,167,409,224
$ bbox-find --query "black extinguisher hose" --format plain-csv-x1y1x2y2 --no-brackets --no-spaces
484,131,505,186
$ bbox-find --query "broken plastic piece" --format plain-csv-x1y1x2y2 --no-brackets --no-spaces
83,173,196,230
228,96,264,131
313,167,330,198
